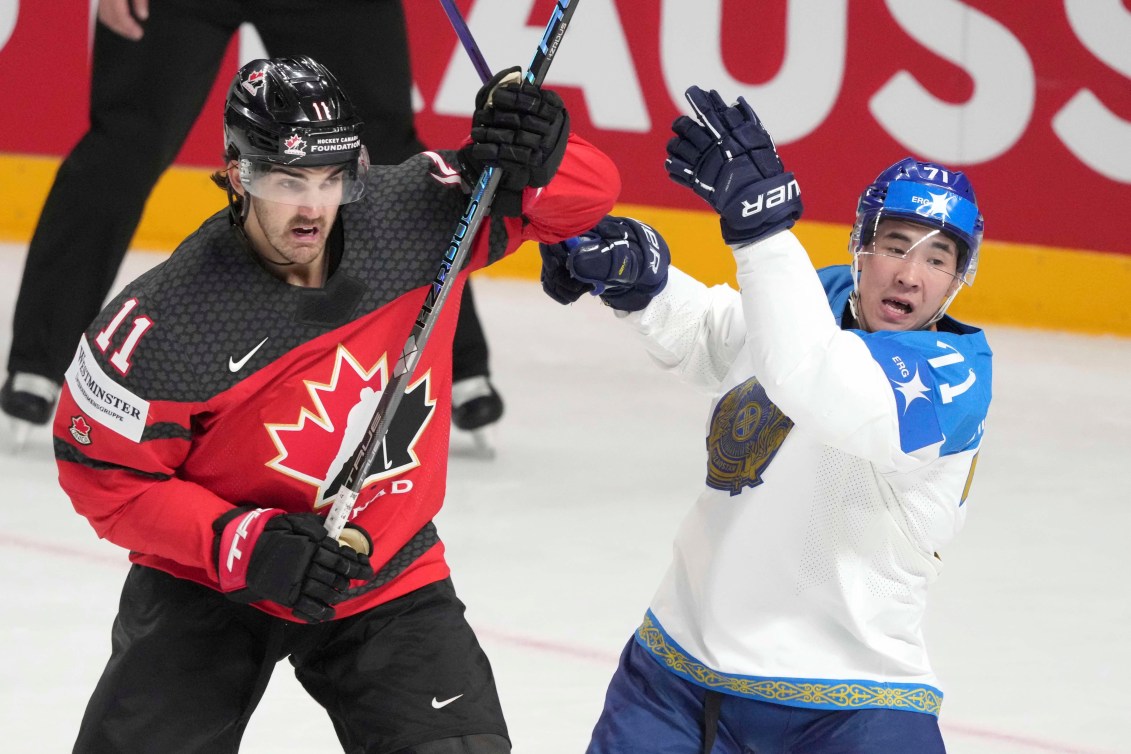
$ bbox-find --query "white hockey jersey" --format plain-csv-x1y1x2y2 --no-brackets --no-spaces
621,231,992,716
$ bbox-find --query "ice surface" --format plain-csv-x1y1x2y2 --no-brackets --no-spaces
0,242,1127,753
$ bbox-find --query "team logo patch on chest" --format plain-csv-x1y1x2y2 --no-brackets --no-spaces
265,345,436,508
706,377,793,496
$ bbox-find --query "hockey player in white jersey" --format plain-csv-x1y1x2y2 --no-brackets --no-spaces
539,86,991,752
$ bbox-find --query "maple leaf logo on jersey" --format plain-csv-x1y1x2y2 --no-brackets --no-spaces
69,415,92,445
283,133,307,157
265,344,436,508
242,69,266,96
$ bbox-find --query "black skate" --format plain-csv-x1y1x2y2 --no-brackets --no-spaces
2,373,60,451
451,376,503,458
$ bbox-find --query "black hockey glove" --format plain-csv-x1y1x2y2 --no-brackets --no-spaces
665,86,802,246
214,508,374,624
539,216,670,312
458,65,570,217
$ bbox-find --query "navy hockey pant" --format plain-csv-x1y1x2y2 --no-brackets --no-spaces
587,638,946,753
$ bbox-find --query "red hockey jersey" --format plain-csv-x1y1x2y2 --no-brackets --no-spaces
55,137,618,620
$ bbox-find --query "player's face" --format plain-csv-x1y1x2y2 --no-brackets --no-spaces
856,219,962,332
237,164,344,274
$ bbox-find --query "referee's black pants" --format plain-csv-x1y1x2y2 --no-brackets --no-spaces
9,0,491,385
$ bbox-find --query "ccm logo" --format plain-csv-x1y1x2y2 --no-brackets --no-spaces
740,179,799,217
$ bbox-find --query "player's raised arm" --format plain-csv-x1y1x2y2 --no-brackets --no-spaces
454,66,619,248
543,85,994,752
663,85,989,470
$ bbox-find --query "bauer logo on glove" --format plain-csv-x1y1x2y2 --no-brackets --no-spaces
740,177,800,219
665,85,803,246
539,215,670,312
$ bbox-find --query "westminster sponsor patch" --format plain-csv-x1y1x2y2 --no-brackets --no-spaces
64,337,150,443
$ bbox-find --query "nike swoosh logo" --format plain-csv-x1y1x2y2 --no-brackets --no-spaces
431,694,463,709
228,337,269,373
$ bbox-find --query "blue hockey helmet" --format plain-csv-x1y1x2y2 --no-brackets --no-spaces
850,157,984,288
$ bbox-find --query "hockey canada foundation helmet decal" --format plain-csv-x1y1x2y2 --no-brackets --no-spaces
224,56,369,206
849,156,985,325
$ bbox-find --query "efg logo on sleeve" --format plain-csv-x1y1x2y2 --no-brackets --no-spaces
64,338,150,443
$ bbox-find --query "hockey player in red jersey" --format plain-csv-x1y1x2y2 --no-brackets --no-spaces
57,56,618,753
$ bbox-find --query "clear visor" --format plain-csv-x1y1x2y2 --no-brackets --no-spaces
237,152,367,207
855,215,969,288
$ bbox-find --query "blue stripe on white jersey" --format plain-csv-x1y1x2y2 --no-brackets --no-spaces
817,265,992,457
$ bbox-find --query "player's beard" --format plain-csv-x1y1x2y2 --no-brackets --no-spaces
249,198,339,269
263,213,328,266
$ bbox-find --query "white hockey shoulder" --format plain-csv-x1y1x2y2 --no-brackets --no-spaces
621,267,745,391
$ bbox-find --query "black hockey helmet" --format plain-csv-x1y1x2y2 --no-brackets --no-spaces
223,56,369,206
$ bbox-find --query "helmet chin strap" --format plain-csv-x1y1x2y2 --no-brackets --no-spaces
925,285,963,327
224,182,245,227
260,256,298,267
848,249,866,330
227,189,301,270
223,164,253,228
227,187,301,268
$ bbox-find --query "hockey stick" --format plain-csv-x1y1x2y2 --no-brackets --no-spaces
438,0,493,84
324,0,579,539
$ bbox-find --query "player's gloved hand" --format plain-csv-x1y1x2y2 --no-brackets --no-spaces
213,508,374,623
665,86,802,245
539,215,670,312
458,65,570,216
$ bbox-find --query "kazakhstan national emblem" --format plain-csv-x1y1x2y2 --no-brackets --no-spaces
706,377,793,495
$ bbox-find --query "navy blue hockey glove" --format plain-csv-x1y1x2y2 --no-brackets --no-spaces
539,216,670,312
665,86,802,246
459,65,570,216
214,508,374,624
